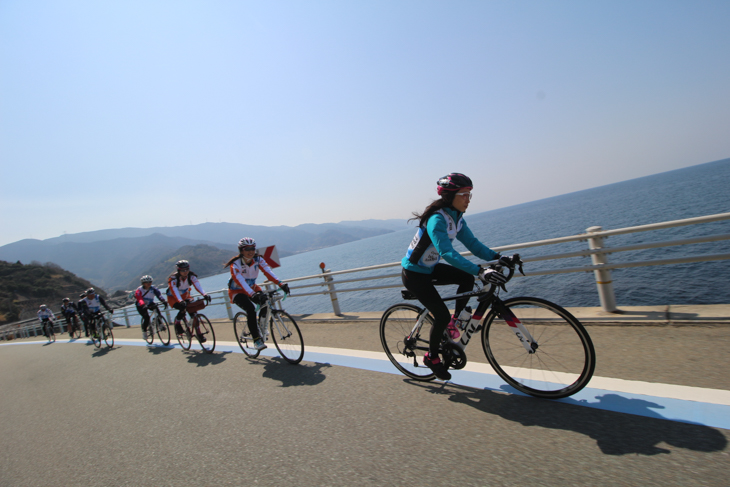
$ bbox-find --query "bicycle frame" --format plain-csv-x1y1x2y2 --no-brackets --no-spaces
255,292,287,341
410,282,538,355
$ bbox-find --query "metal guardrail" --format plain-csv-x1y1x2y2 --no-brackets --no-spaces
2,212,729,338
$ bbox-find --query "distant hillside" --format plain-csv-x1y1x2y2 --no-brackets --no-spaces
0,260,106,323
125,244,237,291
0,220,404,291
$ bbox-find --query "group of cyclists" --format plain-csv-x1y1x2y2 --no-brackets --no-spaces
37,237,290,352
36,172,504,380
37,288,113,340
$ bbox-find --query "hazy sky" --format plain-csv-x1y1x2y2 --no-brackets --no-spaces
1,0,728,246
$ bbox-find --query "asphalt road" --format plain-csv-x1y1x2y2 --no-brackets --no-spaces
1,322,729,486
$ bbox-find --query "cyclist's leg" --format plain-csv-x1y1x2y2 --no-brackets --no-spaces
171,302,186,333
430,263,475,316
233,294,261,340
136,305,150,333
402,268,451,357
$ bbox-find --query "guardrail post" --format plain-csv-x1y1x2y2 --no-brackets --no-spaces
222,290,234,320
122,307,131,328
586,226,618,313
319,263,342,316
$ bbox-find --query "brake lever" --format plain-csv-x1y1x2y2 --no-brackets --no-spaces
518,263,525,276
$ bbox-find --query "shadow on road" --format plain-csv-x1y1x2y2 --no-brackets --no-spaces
91,346,119,358
412,381,728,456
261,357,331,387
184,350,231,367
146,345,175,356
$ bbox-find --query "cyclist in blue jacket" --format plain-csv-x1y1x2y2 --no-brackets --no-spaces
402,173,507,380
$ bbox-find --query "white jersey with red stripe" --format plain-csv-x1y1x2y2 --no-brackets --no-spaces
229,255,280,297
167,272,205,303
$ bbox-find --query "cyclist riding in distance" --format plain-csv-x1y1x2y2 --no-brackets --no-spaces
167,260,211,339
82,288,114,337
60,297,78,335
134,275,168,341
37,304,55,338
225,237,290,351
402,172,508,380
77,292,91,336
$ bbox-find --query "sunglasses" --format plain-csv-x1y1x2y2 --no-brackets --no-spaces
242,246,256,251
456,192,473,200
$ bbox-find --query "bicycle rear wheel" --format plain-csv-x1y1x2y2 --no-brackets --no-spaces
379,303,435,381
270,311,304,364
194,314,216,353
156,315,171,346
482,297,596,399
176,319,192,350
102,322,114,348
233,312,260,358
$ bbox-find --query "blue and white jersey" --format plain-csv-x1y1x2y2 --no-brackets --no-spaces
37,308,55,321
83,294,102,313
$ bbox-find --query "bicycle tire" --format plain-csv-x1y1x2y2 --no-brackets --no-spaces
194,314,216,353
91,321,101,348
144,321,154,344
270,311,304,364
46,324,55,343
156,315,171,346
102,322,114,349
481,296,596,399
379,303,436,381
176,319,192,351
71,318,82,339
233,311,260,358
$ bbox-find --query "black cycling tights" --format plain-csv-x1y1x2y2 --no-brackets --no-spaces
233,294,263,340
136,305,150,332
402,264,474,357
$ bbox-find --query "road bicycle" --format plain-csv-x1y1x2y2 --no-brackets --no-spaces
233,290,304,364
42,318,55,343
380,255,596,399
143,302,171,346
65,313,82,339
88,311,114,349
174,298,215,353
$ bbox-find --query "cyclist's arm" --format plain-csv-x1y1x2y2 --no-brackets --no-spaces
456,221,500,264
153,286,166,304
190,276,206,296
427,213,481,275
258,257,282,286
134,288,146,307
168,277,184,302
97,295,111,312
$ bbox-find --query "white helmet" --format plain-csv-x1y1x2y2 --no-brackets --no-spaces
238,237,256,250
40,304,47,310
140,275,153,284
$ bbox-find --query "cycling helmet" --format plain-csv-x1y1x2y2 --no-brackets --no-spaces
86,288,95,295
140,275,153,284
238,237,256,250
40,304,47,310
176,260,190,269
63,298,69,302
437,173,473,195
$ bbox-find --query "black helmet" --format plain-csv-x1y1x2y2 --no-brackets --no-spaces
176,260,190,269
437,173,473,195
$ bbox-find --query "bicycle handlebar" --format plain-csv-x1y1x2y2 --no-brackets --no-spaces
479,253,525,294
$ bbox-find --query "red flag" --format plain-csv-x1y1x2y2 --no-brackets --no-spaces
259,245,281,268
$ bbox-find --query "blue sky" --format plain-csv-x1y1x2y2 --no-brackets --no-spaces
1,0,728,246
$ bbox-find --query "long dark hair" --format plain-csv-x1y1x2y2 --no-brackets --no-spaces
224,251,259,268
408,192,456,227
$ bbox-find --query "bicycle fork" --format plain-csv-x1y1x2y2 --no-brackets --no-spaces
491,300,538,353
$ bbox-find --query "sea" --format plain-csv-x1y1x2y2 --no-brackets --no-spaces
170,159,730,322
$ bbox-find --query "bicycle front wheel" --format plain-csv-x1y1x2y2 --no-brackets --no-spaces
482,297,596,399
271,311,304,364
176,320,192,351
233,312,260,358
72,318,82,339
194,314,216,353
103,323,114,348
47,325,55,343
91,323,101,348
156,316,171,346
144,322,154,344
379,304,435,381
